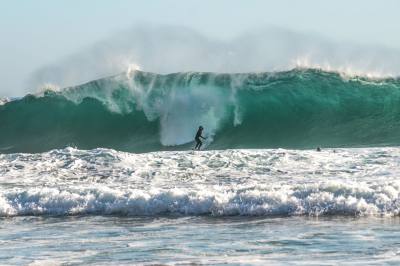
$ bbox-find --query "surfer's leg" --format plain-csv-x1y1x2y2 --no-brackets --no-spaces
198,140,202,150
195,138,201,150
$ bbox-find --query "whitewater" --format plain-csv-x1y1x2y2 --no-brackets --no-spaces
2,69,400,264
1,146,400,217
1,147,400,264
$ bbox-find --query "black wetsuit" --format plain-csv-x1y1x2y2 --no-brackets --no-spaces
195,129,203,150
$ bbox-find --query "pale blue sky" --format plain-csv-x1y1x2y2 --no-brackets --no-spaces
1,0,399,96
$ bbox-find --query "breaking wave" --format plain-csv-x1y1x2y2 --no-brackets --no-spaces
1,68,400,153
1,177,399,217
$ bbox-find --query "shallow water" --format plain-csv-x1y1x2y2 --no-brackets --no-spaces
1,216,400,265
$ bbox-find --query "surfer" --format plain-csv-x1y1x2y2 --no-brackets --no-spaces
194,126,207,150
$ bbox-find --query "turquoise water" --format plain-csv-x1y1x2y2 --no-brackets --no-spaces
1,69,400,153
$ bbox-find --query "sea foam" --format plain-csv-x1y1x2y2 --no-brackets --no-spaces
0,181,399,217
0,147,399,217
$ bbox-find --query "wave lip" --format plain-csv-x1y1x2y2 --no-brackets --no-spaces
1,181,399,217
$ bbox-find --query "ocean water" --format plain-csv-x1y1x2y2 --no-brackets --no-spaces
1,69,400,264
2,216,400,265
1,147,400,264
1,69,400,153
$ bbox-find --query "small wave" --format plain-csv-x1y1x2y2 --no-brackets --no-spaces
1,181,399,217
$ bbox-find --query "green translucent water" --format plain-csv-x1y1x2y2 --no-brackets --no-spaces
1,69,400,153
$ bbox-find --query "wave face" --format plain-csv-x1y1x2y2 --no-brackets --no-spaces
1,69,400,153
1,147,400,217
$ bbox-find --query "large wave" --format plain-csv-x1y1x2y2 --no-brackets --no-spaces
1,68,400,153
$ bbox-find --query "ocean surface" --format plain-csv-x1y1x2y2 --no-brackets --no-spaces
1,69,400,265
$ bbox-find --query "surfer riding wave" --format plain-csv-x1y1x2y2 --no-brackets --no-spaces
194,126,207,150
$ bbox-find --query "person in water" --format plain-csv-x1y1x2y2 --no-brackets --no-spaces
194,126,207,150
